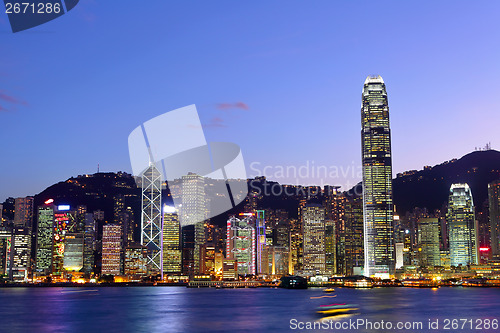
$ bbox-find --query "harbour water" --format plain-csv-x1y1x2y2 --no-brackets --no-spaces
0,287,499,332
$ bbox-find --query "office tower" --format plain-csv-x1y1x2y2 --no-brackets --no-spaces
162,206,181,274
395,243,404,269
201,243,216,274
256,210,266,274
325,220,336,274
448,183,478,266
344,196,364,275
141,163,163,276
214,252,223,276
418,218,441,267
181,173,206,274
124,243,148,280
181,225,195,275
324,189,345,274
63,233,84,272
0,204,3,227
35,205,54,275
290,220,303,273
0,229,12,276
52,206,76,276
261,246,289,276
11,227,31,281
489,180,500,257
124,206,135,244
83,213,95,274
275,222,289,248
226,214,256,275
302,204,326,275
361,75,395,278
102,224,122,275
13,197,34,228
113,194,125,225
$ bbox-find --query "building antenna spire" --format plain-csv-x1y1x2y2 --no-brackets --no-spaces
97,163,100,173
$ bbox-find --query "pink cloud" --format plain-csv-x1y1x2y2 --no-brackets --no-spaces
216,102,249,111
204,116,227,128
0,91,28,106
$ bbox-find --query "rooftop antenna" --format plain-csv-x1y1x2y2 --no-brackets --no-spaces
97,163,100,173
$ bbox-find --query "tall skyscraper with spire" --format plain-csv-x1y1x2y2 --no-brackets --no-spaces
448,183,478,266
141,163,163,276
361,75,395,278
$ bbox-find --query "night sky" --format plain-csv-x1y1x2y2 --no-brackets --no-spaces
1,1,499,201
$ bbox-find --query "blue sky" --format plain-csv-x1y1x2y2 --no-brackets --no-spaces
1,1,500,201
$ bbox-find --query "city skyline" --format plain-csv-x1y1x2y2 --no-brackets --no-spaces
2,1,500,201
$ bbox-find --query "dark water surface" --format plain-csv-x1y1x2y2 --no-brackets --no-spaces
0,287,499,332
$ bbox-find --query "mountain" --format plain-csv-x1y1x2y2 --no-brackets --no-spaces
392,150,500,215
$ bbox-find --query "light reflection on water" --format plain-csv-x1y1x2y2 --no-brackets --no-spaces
0,287,499,332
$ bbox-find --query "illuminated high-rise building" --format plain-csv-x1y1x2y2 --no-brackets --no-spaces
124,243,148,280
0,229,12,277
162,206,181,274
181,173,206,274
102,224,122,276
13,196,33,228
344,196,364,275
418,218,441,267
448,183,478,266
302,204,325,275
141,163,163,276
261,246,289,276
11,227,31,281
63,233,84,272
52,205,76,276
255,210,266,274
226,214,256,275
35,204,54,275
83,213,95,274
488,180,500,257
361,75,394,278
324,219,336,274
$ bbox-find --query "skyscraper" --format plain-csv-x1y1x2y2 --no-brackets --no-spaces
13,197,34,228
418,218,441,267
52,206,77,276
344,196,364,275
11,227,31,281
488,180,500,257
302,204,325,275
0,229,12,277
83,213,95,274
324,219,336,274
35,204,54,275
102,224,122,276
255,210,266,274
181,173,206,274
63,233,84,272
226,214,256,275
162,206,181,274
141,163,163,276
361,75,394,278
448,183,478,266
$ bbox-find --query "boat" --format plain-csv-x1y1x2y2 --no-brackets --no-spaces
401,278,440,288
279,276,308,289
316,303,359,316
323,288,335,293
343,276,374,288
